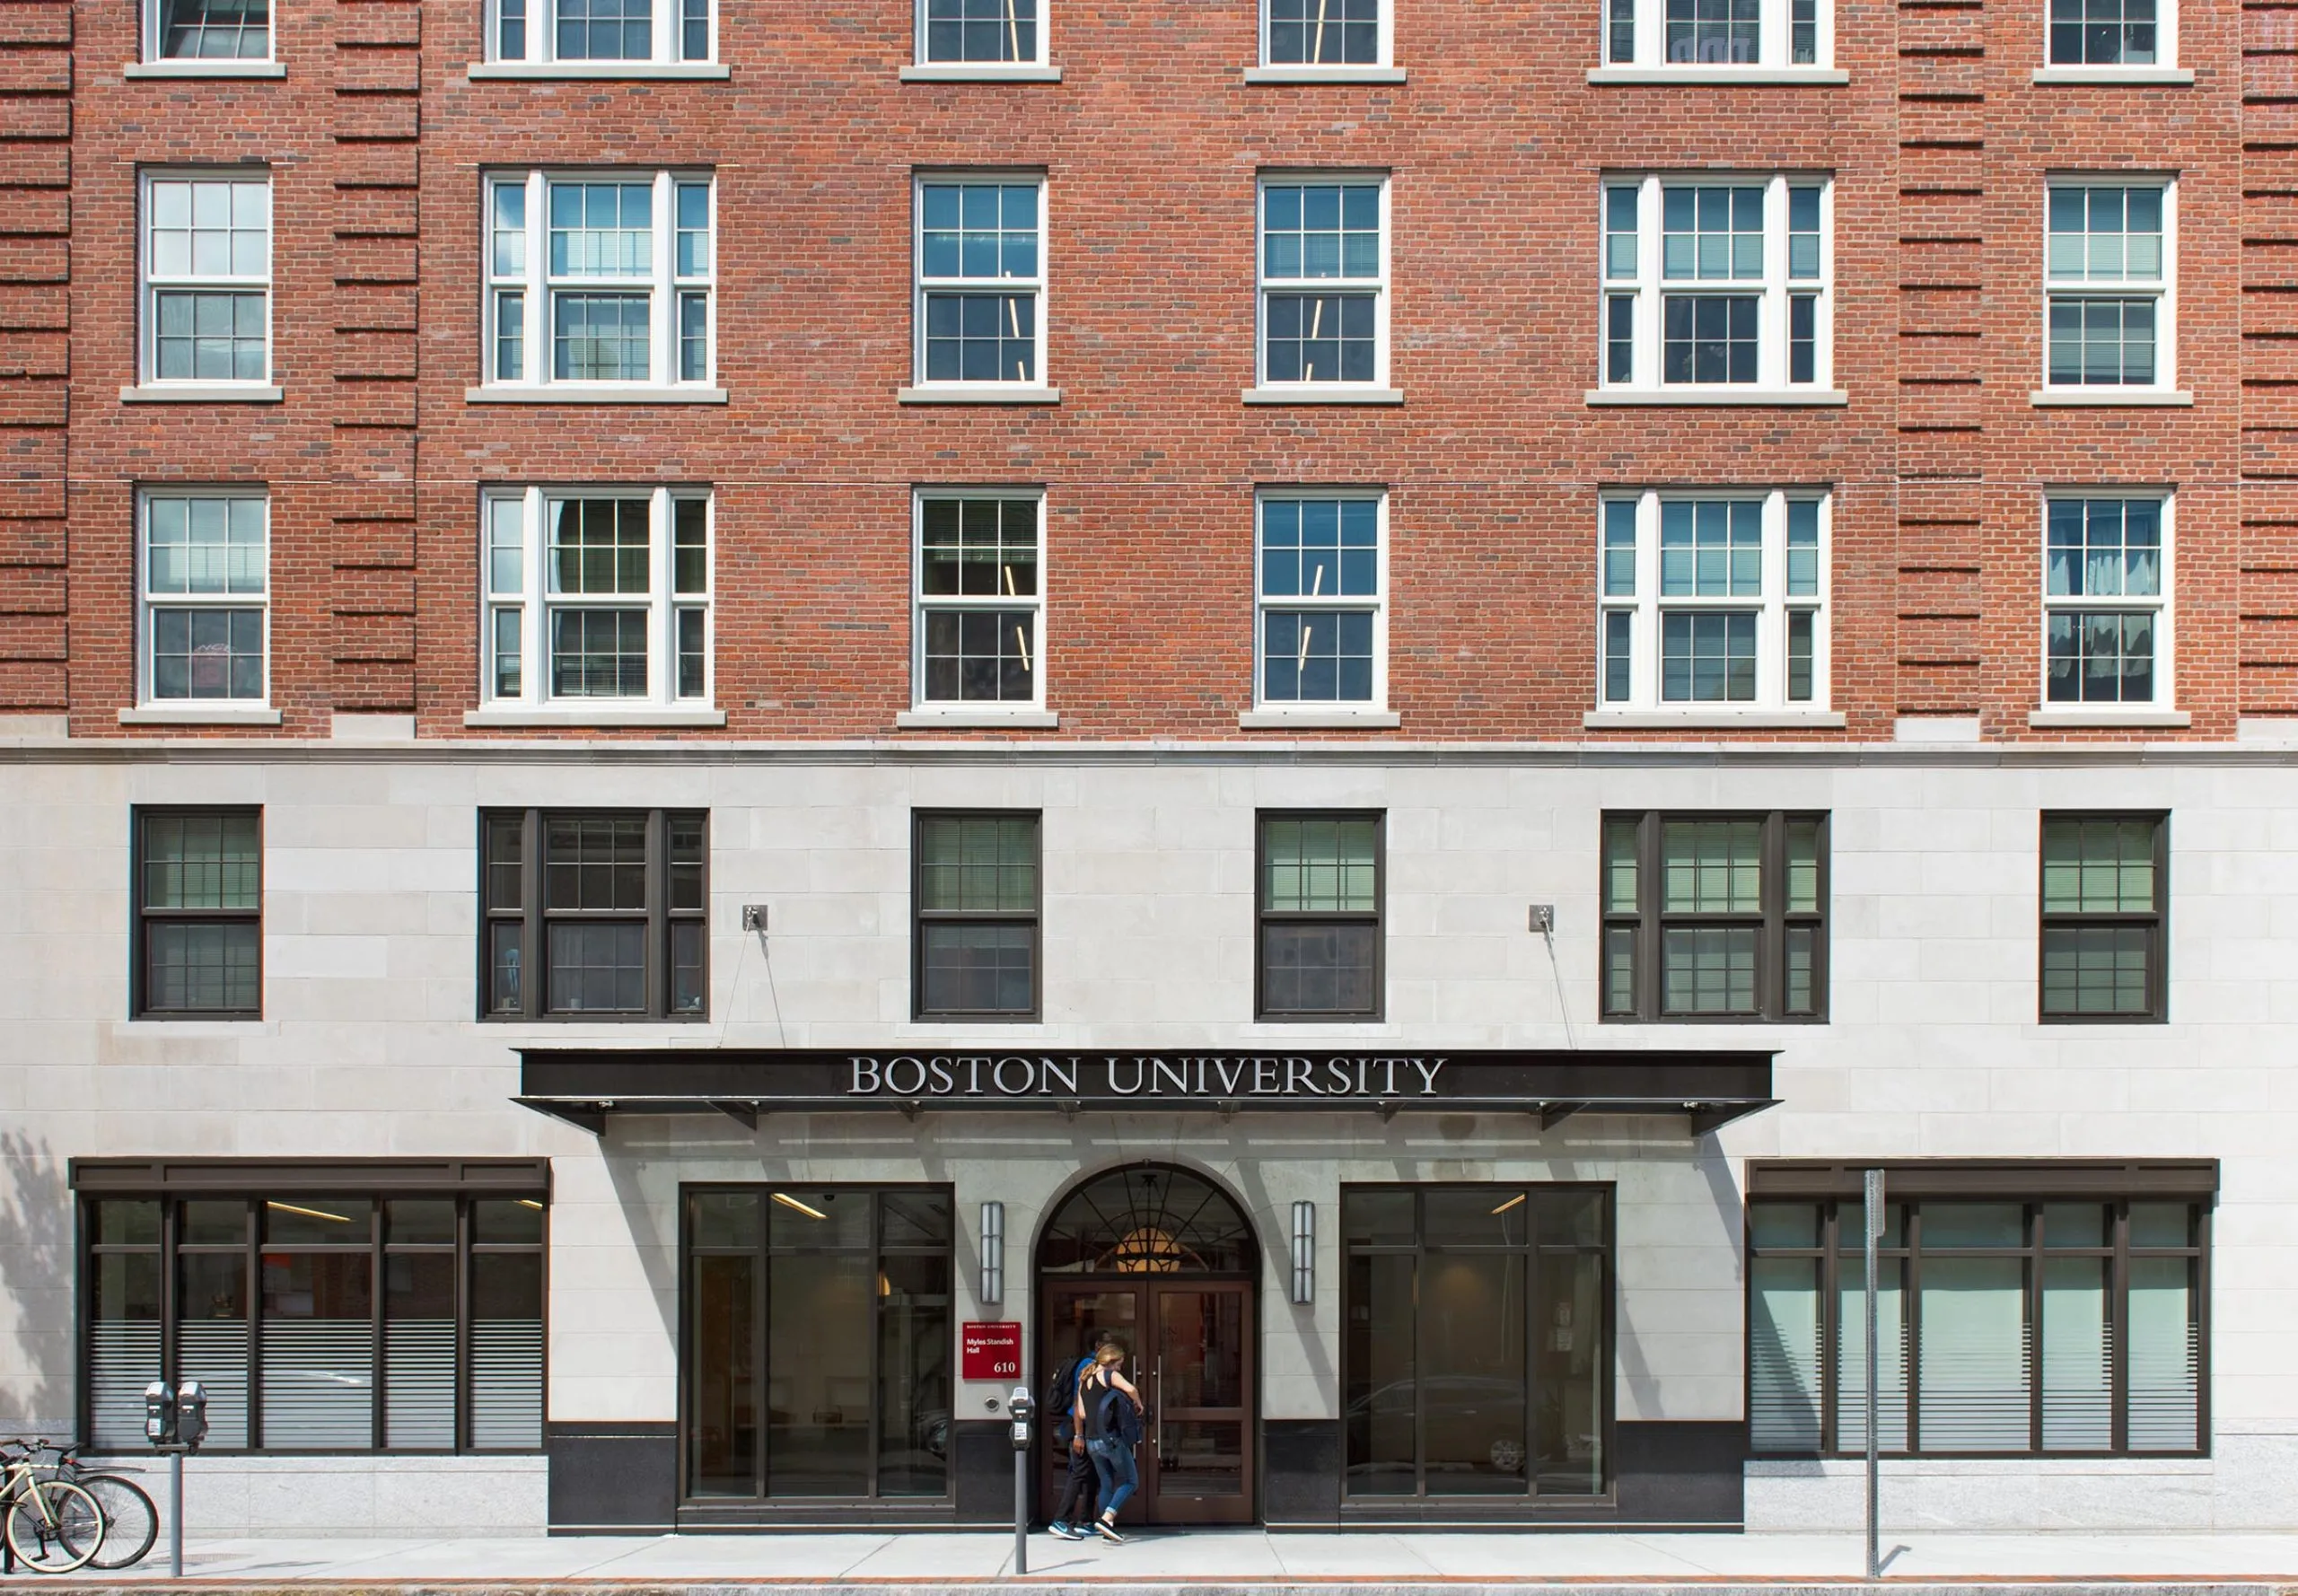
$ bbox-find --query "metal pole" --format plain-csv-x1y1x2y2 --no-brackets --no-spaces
170,1449,185,1579
1864,1167,1883,1582
1013,1436,1028,1575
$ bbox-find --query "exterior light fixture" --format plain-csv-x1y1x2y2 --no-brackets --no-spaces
980,1200,1005,1304
1291,1201,1315,1305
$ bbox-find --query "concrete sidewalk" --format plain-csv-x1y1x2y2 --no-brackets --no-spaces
34,1529,2298,1590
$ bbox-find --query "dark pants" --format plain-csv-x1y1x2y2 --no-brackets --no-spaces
1050,1437,1099,1524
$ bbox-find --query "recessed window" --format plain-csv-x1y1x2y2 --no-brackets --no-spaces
142,172,271,386
132,807,261,1019
1604,0,1826,66
918,0,1042,65
2044,495,2170,706
1258,811,1382,1021
1598,489,1827,711
1601,811,1827,1022
483,171,715,390
912,811,1040,1019
913,492,1042,709
1601,174,1830,392
147,0,270,60
479,808,707,1020
481,487,711,710
1264,0,1388,66
1749,1186,2206,1456
1258,178,1389,389
2039,812,2166,1022
914,176,1045,388
2048,0,2166,66
1257,492,1385,708
2045,181,2172,390
139,489,268,706
487,0,714,63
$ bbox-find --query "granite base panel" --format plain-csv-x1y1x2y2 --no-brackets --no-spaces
80,1453,548,1539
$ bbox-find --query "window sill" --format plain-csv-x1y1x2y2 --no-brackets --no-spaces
1583,708,1846,730
2030,389,2193,407
1586,66,1847,83
1238,708,1402,729
895,707,1060,729
124,59,285,78
897,385,1061,404
1587,387,1848,407
2026,707,2191,729
899,63,1062,81
2031,66,2192,83
1242,66,1408,83
121,383,282,403
466,60,732,79
1241,386,1404,405
463,706,728,728
118,705,284,727
466,385,728,404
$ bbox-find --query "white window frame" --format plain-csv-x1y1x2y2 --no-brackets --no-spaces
1595,488,1830,714
2039,492,2173,711
915,0,1048,67
1599,0,1832,72
1255,173,1391,393
2040,0,2176,74
479,486,713,711
141,0,276,65
910,488,1048,715
481,170,715,395
1258,0,1393,71
1599,172,1832,399
484,0,715,65
136,487,271,708
1253,488,1390,712
139,169,273,390
2041,175,2177,397
910,171,1048,393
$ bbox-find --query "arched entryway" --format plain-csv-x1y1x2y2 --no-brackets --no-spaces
1036,1163,1259,1525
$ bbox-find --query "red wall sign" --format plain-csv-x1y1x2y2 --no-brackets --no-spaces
961,1320,1023,1381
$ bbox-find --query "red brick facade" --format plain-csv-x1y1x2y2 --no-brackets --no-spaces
3,0,2290,741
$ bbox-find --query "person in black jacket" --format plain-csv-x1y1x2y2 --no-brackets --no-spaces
1046,1331,1113,1540
1074,1343,1146,1544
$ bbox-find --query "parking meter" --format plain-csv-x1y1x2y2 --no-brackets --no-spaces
175,1381,209,1450
1007,1384,1034,1572
1008,1386,1034,1449
144,1381,177,1445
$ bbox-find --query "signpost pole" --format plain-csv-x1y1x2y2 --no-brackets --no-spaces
170,1448,185,1579
1864,1168,1883,1582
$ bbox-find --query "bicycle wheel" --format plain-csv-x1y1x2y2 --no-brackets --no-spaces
4,1478,105,1574
80,1474,158,1570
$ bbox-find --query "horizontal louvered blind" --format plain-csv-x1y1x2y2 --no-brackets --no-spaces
2127,1257,2201,1451
259,1321,374,1449
384,1319,456,1450
177,1320,250,1449
1916,1258,2031,1451
1749,1258,1820,1451
89,1321,162,1449
469,1320,544,1449
1833,1269,1909,1452
2040,1258,2111,1450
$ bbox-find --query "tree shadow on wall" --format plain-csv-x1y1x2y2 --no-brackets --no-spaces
0,1127,70,1437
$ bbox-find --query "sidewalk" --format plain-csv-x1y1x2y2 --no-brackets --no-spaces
37,1529,2298,1590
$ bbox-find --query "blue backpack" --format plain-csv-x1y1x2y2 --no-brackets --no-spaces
1044,1356,1086,1443
1095,1380,1145,1448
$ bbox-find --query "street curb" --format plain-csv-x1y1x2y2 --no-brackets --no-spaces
31,1582,2298,1594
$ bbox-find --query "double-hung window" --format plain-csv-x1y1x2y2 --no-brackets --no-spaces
142,172,271,387
1602,0,1827,68
1257,492,1385,708
139,489,269,706
146,0,271,61
132,807,261,1019
913,491,1043,710
2045,180,2172,391
2048,0,2167,66
1262,0,1388,69
2040,813,2167,1022
914,177,1045,390
2044,495,2170,707
481,487,711,711
487,0,714,65
1258,811,1383,1021
484,171,715,391
1601,811,1827,1022
1601,174,1829,394
1259,178,1388,390
917,0,1043,66
1597,490,1827,712
481,808,707,1020
912,811,1040,1019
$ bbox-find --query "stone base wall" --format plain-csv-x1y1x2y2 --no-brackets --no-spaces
85,1453,548,1539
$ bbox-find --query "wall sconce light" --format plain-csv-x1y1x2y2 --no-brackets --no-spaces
1291,1201,1315,1305
980,1201,1005,1305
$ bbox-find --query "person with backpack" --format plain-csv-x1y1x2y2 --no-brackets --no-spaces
1044,1332,1111,1541
1074,1342,1145,1544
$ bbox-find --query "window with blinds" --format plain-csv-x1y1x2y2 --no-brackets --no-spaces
82,1190,545,1453
1747,1191,2206,1457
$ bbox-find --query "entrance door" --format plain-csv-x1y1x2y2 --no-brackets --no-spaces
1041,1280,1255,1525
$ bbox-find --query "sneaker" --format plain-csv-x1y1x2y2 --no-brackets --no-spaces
1048,1521,1071,1539
1093,1517,1127,1545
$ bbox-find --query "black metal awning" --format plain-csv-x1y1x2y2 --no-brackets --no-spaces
514,1046,1777,1137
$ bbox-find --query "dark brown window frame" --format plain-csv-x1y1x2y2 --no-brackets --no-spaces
1744,1172,2211,1460
478,807,707,1022
131,804,263,1021
1255,808,1386,1022
1600,808,1828,1023
2039,810,2169,1024
910,809,1042,1022
75,1175,548,1456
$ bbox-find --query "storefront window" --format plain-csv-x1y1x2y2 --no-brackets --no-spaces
684,1186,953,1502
1341,1185,1611,1499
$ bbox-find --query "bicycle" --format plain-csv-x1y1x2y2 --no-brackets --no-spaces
0,1446,104,1574
5,1443,157,1571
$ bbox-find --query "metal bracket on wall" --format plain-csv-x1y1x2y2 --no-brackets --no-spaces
741,904,768,933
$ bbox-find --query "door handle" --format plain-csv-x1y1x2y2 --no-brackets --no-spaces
1154,1358,1164,1457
